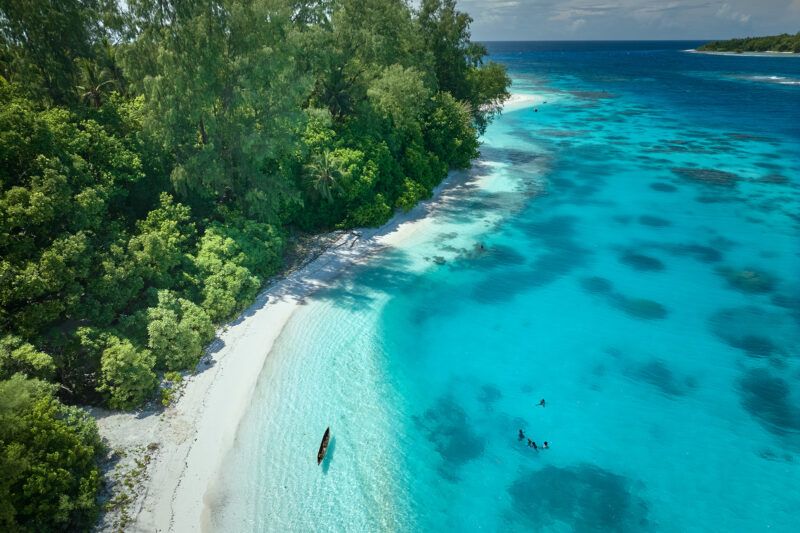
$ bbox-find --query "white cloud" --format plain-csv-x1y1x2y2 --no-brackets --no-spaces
570,18,587,31
459,0,798,40
716,2,751,23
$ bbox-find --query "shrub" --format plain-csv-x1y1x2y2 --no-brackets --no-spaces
97,337,157,409
0,375,103,531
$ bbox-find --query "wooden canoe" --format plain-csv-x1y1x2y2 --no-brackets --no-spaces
317,427,330,465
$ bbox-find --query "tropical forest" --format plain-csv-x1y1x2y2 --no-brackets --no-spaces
699,32,800,53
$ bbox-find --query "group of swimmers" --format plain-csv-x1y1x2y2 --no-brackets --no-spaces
518,398,549,451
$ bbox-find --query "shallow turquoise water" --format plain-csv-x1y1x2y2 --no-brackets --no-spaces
210,42,800,532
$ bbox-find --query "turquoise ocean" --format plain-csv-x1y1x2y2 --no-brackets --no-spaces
209,42,800,532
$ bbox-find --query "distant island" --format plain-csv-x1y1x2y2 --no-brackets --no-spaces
698,32,800,53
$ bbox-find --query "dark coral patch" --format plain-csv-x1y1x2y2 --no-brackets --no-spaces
708,306,794,358
695,195,738,203
638,215,670,227
772,293,800,313
581,276,613,294
619,253,665,272
613,296,668,319
717,267,775,293
739,368,800,437
415,396,485,476
478,385,502,405
470,269,540,304
502,147,541,165
480,245,527,268
737,336,778,358
670,244,722,263
631,359,686,397
672,167,741,187
650,182,677,192
570,90,618,100
508,464,650,532
755,174,789,185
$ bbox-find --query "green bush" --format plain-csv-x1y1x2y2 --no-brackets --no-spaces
0,375,103,531
341,193,394,228
147,290,214,370
396,178,429,212
0,335,55,381
97,337,157,409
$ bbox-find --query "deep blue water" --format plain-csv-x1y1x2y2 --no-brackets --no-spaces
211,42,800,532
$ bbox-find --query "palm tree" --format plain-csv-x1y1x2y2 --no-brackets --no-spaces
303,150,347,203
75,59,115,108
99,37,125,94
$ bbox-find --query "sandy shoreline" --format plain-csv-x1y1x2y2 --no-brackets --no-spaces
95,93,533,532
686,48,800,57
501,91,545,112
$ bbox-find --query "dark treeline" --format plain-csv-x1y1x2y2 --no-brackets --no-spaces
0,0,509,529
699,32,800,53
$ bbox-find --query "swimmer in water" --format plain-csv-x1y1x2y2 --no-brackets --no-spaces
519,429,525,440
537,399,546,408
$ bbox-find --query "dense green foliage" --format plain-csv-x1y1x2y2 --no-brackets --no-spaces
0,375,104,531
699,32,800,53
1,0,509,528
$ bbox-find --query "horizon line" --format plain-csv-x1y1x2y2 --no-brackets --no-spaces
477,39,718,42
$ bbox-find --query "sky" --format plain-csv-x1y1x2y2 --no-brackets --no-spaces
455,0,800,41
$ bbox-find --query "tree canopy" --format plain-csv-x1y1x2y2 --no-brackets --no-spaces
699,32,800,53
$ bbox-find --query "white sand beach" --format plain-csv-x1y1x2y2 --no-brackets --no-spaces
95,93,535,532
686,49,800,57
502,91,547,112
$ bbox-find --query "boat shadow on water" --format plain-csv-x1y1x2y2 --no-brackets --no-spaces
321,436,336,475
